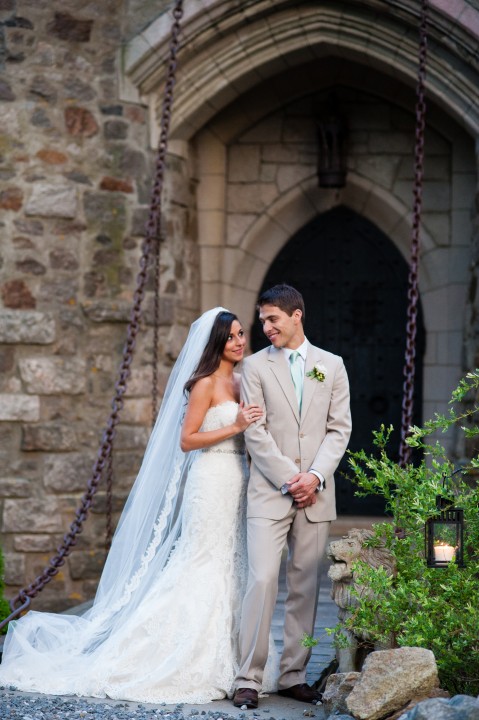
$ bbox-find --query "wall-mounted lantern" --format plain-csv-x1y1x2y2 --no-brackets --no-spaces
317,96,348,189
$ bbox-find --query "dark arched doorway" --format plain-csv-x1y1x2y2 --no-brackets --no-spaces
251,205,425,516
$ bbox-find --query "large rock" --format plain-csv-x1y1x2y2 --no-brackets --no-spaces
3,553,26,584
388,689,450,719
399,695,479,720
19,357,86,395
13,534,57,552
0,310,56,344
322,672,360,716
114,425,150,450
346,648,439,720
3,498,64,532
69,550,107,580
0,78,15,101
0,477,31,498
0,186,23,210
21,423,77,451
81,299,133,323
0,346,14,372
50,12,93,42
64,106,99,137
0,393,40,421
25,182,77,218
44,453,94,493
81,296,174,326
83,191,126,229
1,279,36,309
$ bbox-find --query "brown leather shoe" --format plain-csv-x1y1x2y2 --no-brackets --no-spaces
278,683,322,704
233,687,259,708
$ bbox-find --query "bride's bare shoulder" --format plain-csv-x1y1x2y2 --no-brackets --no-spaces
188,374,215,402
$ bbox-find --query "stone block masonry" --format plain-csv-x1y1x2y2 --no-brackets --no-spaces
0,0,200,610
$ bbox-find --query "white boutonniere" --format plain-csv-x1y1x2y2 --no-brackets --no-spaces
306,363,327,383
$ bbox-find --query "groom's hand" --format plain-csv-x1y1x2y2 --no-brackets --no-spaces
286,472,319,507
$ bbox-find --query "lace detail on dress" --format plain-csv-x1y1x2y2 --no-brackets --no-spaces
200,401,245,454
94,457,183,624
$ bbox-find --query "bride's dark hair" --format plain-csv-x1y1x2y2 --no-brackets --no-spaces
184,310,239,394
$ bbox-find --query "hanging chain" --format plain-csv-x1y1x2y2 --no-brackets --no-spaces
0,0,184,631
399,0,428,467
105,452,114,550
150,4,183,424
104,1,183,542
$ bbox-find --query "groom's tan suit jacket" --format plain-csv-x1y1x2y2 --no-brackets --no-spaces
237,340,351,690
241,341,351,520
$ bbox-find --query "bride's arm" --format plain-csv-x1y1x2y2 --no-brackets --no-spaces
180,377,259,452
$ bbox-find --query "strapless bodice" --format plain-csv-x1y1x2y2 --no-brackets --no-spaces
200,401,245,455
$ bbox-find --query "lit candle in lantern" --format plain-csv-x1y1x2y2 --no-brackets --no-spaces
433,543,456,563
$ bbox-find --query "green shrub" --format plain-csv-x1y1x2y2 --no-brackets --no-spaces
333,371,479,696
0,544,10,634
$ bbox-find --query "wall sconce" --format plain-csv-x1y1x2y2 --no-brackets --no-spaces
317,97,348,189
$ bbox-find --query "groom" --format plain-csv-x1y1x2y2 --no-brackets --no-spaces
233,284,351,708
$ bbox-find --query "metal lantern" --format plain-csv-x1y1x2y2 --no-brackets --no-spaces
316,97,348,188
425,495,465,568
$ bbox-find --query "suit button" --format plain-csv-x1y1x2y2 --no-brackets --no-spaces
295,458,301,465
299,433,304,438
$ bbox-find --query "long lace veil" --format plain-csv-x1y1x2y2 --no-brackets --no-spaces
0,307,228,686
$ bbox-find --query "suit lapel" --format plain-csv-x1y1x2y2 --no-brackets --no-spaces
267,346,300,424
301,344,320,422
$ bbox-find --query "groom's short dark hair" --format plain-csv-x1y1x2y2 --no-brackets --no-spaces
257,283,305,324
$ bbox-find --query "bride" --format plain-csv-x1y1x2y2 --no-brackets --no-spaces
0,308,277,704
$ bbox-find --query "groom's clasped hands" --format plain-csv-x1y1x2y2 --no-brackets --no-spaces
284,473,319,508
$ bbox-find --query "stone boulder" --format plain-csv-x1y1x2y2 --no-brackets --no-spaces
346,647,439,720
322,672,360,716
398,694,479,720
387,688,450,719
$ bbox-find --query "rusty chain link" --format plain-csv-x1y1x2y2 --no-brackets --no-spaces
0,0,184,630
150,3,184,424
399,0,428,467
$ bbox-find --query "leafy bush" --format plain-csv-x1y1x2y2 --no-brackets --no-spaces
0,545,11,634
334,371,479,696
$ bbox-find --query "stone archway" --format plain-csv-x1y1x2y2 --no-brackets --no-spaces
123,1,479,140
123,0,478,454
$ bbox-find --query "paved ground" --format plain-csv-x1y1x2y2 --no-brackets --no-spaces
0,689,330,720
0,519,380,719
0,559,334,719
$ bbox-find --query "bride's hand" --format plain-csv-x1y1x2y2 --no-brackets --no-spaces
235,402,263,431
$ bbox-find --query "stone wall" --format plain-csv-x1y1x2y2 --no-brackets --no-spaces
0,1,199,609
1,0,479,613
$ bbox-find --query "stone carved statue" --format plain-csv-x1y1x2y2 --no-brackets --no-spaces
327,528,396,672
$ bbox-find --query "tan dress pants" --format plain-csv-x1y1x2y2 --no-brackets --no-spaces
235,504,330,691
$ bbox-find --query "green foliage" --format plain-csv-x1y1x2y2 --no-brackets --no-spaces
334,372,479,696
301,632,318,648
0,544,10,634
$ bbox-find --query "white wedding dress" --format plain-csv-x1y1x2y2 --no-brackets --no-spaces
0,401,278,704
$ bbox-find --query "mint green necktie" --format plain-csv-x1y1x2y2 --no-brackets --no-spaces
289,350,303,412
